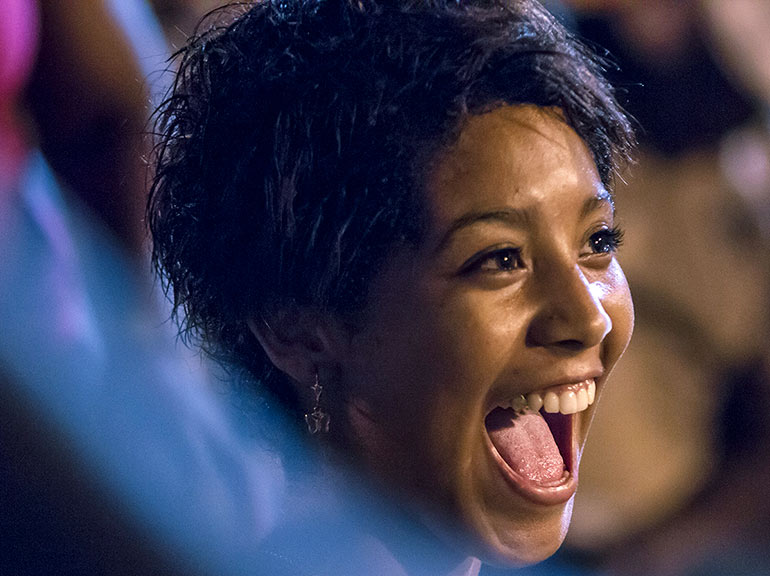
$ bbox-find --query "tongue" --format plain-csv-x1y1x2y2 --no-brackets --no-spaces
486,407,565,484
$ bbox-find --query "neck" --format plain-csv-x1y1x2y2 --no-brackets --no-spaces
357,490,480,576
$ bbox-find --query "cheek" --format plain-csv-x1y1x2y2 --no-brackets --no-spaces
604,262,635,363
340,290,515,482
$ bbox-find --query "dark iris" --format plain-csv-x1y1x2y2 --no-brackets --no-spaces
589,227,623,254
496,250,517,269
492,248,521,270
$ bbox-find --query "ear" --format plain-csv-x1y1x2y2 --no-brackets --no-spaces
247,306,345,387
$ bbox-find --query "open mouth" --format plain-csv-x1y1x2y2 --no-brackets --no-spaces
484,379,596,505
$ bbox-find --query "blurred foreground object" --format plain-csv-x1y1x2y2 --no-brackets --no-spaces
0,1,281,573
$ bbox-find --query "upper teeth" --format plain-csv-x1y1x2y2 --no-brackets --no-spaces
503,379,596,415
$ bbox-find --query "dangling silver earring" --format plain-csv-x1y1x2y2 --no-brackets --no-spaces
305,370,330,434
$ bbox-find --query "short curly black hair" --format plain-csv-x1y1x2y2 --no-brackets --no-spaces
148,0,634,395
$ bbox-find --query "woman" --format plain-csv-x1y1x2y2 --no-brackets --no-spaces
149,0,634,573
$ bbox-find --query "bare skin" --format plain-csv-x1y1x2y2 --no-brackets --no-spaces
256,105,634,567
26,0,150,257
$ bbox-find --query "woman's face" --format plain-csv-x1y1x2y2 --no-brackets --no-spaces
335,105,634,565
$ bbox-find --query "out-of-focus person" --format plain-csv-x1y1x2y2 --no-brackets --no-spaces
1,1,285,575
21,0,151,257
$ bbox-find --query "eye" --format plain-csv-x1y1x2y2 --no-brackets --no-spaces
586,226,624,255
471,247,524,274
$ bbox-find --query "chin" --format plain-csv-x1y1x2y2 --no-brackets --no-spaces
474,499,574,568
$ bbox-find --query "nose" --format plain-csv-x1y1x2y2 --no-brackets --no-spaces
526,263,612,351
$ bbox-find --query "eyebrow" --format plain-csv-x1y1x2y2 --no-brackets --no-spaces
581,188,615,219
436,190,615,253
434,208,532,253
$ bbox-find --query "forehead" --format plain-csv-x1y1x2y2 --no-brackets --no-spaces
425,105,606,226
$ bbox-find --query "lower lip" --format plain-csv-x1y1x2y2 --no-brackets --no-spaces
484,434,578,506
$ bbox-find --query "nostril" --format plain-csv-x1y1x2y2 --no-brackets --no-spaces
525,303,611,349
553,339,586,352
524,330,586,351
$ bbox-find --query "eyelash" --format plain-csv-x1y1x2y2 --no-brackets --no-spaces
587,226,624,255
464,247,523,274
463,226,624,275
